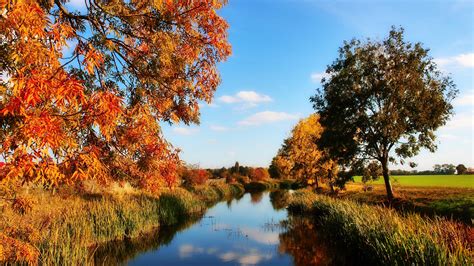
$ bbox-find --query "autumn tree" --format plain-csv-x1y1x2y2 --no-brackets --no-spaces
249,167,270,182
311,27,457,200
180,165,210,186
0,0,230,190
272,114,337,189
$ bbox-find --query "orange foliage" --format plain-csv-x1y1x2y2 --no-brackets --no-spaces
0,0,230,190
181,168,210,186
250,168,270,182
0,233,39,265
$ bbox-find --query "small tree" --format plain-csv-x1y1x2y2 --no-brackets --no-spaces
271,114,340,189
249,168,270,182
312,27,457,200
456,164,467,175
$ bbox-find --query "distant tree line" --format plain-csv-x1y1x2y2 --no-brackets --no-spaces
179,162,271,186
390,164,471,175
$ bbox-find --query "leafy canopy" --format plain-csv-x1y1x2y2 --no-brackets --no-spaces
0,0,230,190
271,114,337,187
312,27,456,166
311,27,456,199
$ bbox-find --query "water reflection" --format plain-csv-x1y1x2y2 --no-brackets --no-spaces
269,190,290,210
250,191,264,204
94,191,347,265
278,216,350,266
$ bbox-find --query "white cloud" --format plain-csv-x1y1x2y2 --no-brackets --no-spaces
218,250,272,266
173,127,199,136
210,125,229,132
218,91,272,108
442,112,473,130
434,53,474,69
238,111,299,126
310,71,330,83
199,102,219,108
240,228,279,245
454,93,474,107
179,244,204,258
239,253,272,265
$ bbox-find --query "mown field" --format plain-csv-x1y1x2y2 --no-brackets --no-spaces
352,175,473,188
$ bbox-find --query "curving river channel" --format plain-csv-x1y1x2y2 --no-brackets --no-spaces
93,191,349,265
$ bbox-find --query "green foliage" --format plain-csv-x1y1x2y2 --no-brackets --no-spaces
361,161,382,183
456,164,468,175
311,27,457,200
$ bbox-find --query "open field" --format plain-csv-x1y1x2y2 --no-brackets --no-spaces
352,174,473,188
339,182,474,223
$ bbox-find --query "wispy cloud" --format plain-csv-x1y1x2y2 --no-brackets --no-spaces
210,125,229,132
310,71,330,83
454,92,474,107
441,112,473,130
218,91,272,108
434,52,474,69
199,102,219,108
240,228,279,245
238,111,299,126
219,250,272,265
173,127,199,136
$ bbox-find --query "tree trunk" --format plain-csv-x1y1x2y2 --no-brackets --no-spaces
381,158,394,201
314,176,319,189
328,171,335,193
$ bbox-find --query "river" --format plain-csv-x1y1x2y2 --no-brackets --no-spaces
93,190,348,265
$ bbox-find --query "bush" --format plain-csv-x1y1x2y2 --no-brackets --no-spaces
181,169,210,186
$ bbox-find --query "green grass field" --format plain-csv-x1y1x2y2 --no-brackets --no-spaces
353,175,473,188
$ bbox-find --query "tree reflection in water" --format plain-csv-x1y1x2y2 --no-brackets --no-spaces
278,216,350,266
92,192,349,265
250,191,264,204
92,214,202,265
269,190,291,210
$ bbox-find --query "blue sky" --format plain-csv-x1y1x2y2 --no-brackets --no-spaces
64,0,473,170
161,0,474,170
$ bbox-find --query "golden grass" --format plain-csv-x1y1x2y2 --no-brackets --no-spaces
0,182,244,265
288,189,473,265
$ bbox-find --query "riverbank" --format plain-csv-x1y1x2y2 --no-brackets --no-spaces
339,183,474,223
0,182,245,265
287,189,473,265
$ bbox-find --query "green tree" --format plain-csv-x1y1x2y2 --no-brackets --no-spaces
456,164,467,175
231,162,240,174
311,27,457,200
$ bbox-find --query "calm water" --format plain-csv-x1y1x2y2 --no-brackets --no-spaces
94,191,346,265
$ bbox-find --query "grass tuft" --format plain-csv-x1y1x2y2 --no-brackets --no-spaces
288,189,472,265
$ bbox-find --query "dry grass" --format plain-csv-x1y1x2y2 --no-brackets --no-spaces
288,189,473,265
339,183,474,223
0,182,244,265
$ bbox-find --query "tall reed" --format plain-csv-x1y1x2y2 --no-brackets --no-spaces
288,189,472,265
0,183,244,265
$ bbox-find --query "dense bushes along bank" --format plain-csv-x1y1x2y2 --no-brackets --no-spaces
0,183,244,265
288,189,472,265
